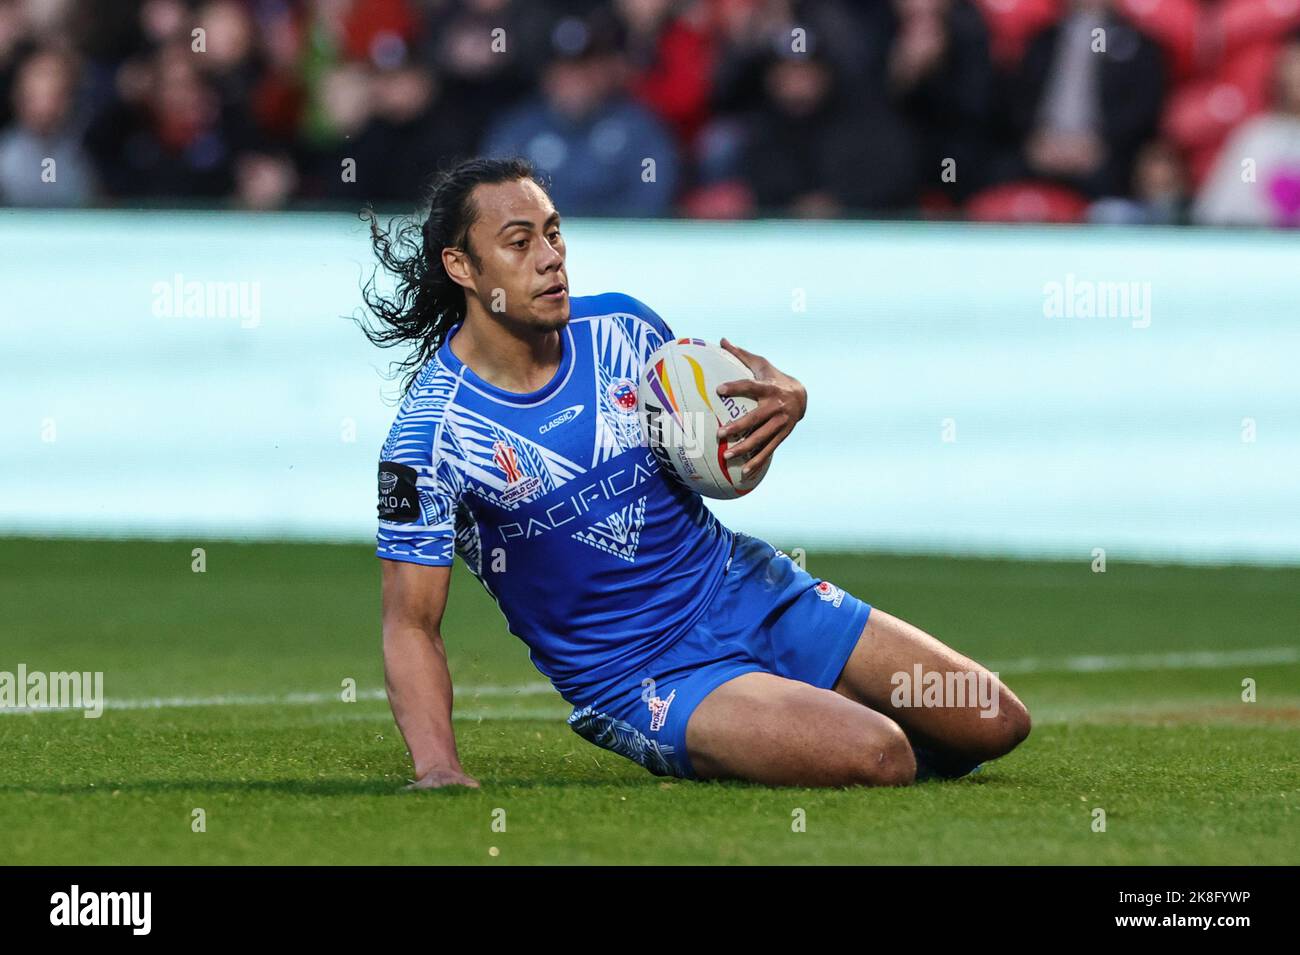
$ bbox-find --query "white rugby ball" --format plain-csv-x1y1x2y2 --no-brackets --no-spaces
638,338,772,499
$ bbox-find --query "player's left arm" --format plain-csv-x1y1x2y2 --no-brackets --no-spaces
714,338,809,478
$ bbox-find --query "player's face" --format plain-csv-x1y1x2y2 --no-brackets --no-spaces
459,178,569,330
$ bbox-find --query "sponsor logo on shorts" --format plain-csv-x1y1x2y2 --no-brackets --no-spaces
647,688,676,732
815,580,845,608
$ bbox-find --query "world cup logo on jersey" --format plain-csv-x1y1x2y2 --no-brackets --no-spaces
493,439,542,506
493,440,522,483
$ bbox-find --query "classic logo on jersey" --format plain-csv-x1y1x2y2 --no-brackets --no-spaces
493,440,543,505
377,462,420,523
647,687,676,732
607,378,638,414
815,580,846,608
539,404,584,434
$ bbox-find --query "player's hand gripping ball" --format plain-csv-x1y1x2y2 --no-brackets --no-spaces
638,338,773,499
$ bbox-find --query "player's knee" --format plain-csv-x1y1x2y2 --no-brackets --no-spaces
980,690,1031,758
1011,697,1032,745
850,722,916,787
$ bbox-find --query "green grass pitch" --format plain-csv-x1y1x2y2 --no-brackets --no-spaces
1,537,1297,865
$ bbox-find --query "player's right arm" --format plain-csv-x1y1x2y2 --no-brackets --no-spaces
381,558,479,789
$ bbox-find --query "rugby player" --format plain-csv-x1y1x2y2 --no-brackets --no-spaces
359,157,1031,789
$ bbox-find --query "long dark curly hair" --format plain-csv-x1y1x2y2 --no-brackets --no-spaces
357,156,544,394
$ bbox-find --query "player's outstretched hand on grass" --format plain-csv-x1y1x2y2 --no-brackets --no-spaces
405,768,481,791
715,337,808,477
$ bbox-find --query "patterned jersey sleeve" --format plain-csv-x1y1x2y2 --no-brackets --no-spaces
375,388,461,566
376,452,458,566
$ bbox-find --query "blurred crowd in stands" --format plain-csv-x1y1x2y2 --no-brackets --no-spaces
2,0,1299,225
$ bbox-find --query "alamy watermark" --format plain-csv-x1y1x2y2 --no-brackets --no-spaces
890,665,1000,718
50,885,150,934
1043,273,1151,328
0,664,104,718
151,272,261,328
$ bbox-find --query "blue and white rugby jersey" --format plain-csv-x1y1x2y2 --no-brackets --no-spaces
376,292,734,705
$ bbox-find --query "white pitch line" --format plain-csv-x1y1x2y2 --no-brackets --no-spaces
0,682,557,716
987,646,1299,674
1,647,1296,716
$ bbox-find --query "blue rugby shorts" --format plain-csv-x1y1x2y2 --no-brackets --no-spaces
566,531,873,779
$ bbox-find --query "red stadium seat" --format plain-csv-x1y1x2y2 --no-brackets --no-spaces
1186,140,1224,188
1116,0,1204,80
919,188,960,218
678,181,755,220
342,0,420,63
1163,78,1252,150
965,181,1090,222
1216,0,1300,58
973,0,1061,68
1219,37,1286,100
1162,41,1280,152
